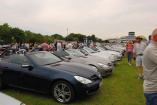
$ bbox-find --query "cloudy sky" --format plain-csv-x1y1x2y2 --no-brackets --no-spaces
0,0,157,40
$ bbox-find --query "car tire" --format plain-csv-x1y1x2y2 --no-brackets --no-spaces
52,80,75,104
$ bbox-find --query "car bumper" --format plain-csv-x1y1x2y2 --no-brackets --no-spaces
99,66,114,76
117,56,122,61
74,79,102,96
111,60,116,65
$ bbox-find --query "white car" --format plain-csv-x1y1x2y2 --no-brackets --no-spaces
78,47,117,65
92,47,122,61
0,92,25,105
103,46,124,56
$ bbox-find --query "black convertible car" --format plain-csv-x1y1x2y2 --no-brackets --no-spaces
0,51,102,104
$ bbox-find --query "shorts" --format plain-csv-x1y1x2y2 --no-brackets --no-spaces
144,93,157,105
136,55,143,67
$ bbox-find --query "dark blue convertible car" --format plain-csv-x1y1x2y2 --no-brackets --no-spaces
0,51,102,104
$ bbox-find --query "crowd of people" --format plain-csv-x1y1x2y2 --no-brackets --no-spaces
9,41,100,52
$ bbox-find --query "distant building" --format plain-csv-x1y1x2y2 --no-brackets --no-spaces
106,32,147,43
120,32,136,43
106,38,121,43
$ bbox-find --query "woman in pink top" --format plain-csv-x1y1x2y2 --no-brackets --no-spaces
126,41,133,65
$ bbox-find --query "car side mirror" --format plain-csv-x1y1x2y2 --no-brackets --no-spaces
85,53,88,56
65,56,72,60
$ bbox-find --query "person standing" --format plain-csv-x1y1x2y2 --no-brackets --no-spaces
66,41,73,49
145,35,152,46
143,28,157,105
57,41,62,51
54,41,57,51
133,36,147,79
126,41,133,65
41,41,49,51
29,43,33,52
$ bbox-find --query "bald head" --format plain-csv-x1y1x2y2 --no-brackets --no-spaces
152,28,157,42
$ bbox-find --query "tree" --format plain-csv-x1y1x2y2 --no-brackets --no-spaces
97,38,102,42
30,33,44,43
0,23,12,44
91,34,96,42
73,37,79,42
104,40,109,43
44,35,54,43
52,34,64,40
25,30,34,43
10,27,25,43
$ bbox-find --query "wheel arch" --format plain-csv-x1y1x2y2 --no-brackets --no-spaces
49,78,76,96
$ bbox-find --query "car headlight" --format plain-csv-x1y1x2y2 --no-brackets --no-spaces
98,63,109,68
74,76,92,84
97,71,102,78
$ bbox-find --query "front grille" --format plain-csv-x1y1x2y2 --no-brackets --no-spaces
91,75,100,81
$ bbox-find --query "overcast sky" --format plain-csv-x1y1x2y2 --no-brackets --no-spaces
0,0,157,40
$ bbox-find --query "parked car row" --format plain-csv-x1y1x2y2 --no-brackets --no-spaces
0,45,124,104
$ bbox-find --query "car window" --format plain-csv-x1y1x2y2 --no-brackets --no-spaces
30,52,62,65
9,54,31,65
53,51,69,57
91,47,98,51
98,47,105,51
66,50,85,57
78,49,87,54
84,48,96,53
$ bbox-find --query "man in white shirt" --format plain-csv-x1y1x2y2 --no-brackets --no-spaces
57,41,62,51
67,41,73,49
133,36,147,79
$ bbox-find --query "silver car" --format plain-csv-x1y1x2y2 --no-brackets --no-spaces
52,49,114,77
92,47,123,61
78,47,117,65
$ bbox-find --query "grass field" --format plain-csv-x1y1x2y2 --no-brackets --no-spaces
0,55,145,105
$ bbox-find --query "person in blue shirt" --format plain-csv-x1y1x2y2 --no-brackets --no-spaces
145,35,152,46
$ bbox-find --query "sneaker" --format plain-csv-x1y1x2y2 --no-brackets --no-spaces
138,76,141,79
129,64,131,65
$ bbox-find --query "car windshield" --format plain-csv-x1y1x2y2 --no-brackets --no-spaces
105,46,111,50
84,47,96,53
98,47,106,51
91,47,99,51
53,51,69,57
66,50,85,57
30,52,62,65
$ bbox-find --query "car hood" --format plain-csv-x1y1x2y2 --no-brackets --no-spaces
90,52,110,59
44,61,99,77
77,56,111,65
104,51,121,56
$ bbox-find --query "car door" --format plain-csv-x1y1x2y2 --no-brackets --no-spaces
3,54,38,90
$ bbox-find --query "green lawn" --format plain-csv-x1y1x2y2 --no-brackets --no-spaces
0,55,145,105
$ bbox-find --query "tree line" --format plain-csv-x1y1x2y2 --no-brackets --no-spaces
0,23,109,44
